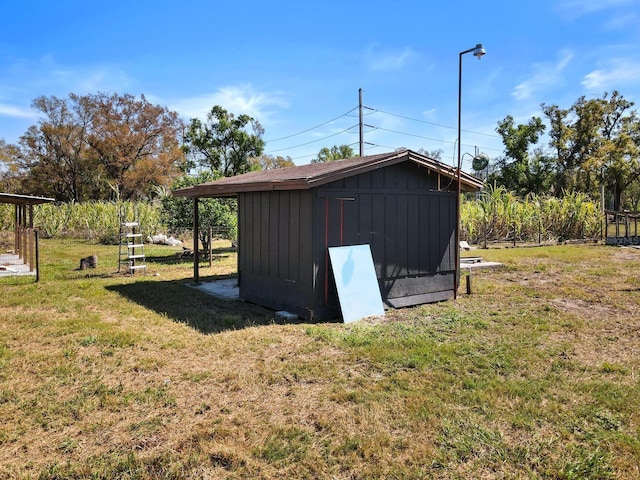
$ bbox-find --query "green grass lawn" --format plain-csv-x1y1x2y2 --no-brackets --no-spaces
0,239,639,479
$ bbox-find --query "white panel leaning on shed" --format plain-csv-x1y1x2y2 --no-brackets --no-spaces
328,244,385,323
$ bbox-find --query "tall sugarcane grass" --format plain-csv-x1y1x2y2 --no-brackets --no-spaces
0,189,602,246
462,185,601,245
0,201,163,244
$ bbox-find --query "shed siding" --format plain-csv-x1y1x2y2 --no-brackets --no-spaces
314,162,456,313
238,190,314,316
238,160,459,321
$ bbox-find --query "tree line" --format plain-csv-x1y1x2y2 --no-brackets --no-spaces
2,89,639,213
0,93,296,203
488,91,640,211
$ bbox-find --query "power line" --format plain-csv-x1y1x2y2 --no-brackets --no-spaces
266,124,358,153
264,107,358,143
262,103,503,157
370,107,501,138
371,126,503,152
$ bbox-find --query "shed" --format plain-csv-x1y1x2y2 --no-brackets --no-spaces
173,150,483,320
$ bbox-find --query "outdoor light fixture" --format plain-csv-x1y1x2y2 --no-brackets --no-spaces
455,43,486,299
472,43,486,59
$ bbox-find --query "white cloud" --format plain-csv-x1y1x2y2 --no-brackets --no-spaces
582,58,640,90
512,51,574,100
2,56,133,99
366,46,417,72
0,103,36,119
421,108,437,119
169,85,290,124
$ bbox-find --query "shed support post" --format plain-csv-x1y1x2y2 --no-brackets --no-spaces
35,229,40,282
193,197,199,285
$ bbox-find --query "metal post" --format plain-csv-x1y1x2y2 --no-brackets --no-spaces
455,44,485,300
455,51,464,300
359,88,364,157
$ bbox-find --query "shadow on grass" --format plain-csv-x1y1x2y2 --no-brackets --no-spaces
105,274,306,335
144,250,234,267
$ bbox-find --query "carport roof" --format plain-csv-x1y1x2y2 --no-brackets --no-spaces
0,193,55,206
173,150,484,198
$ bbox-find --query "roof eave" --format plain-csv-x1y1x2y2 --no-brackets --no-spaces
0,193,56,205
171,149,484,198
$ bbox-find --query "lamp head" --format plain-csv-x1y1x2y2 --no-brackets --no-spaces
472,153,490,171
473,43,486,59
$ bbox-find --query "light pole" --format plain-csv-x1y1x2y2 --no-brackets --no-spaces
455,43,485,299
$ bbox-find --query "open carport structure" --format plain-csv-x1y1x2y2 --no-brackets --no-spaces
0,193,54,281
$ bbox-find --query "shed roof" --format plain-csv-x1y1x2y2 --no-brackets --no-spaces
0,193,55,206
173,150,483,198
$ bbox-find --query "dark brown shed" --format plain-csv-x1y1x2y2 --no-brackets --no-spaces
174,150,483,320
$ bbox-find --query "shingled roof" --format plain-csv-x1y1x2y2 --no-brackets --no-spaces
173,149,483,198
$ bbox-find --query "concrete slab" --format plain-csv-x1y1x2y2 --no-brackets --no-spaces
461,260,503,270
0,253,35,277
188,278,239,301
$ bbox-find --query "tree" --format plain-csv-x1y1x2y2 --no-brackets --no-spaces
543,91,640,209
249,154,294,171
15,93,184,202
83,92,185,200
18,95,97,201
417,148,444,161
160,172,237,252
491,115,553,195
0,139,24,192
593,92,640,210
183,105,265,177
311,145,355,163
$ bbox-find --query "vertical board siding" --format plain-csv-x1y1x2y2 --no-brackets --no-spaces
418,194,431,274
342,199,357,245
407,194,420,275
240,190,311,284
358,193,373,246
268,192,279,278
430,196,442,272
298,191,313,289
384,194,397,278
252,193,262,273
371,194,386,278
260,192,270,276
396,194,409,277
289,191,301,283
238,158,462,319
278,192,289,280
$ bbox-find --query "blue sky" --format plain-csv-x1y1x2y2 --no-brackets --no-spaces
2,0,640,171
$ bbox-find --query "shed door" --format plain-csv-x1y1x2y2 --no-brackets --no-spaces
319,196,357,305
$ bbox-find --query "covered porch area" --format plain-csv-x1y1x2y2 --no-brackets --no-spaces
0,193,54,281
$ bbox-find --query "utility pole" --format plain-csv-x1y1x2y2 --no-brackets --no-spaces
359,88,364,157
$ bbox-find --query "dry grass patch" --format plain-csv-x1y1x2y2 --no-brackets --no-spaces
0,240,639,478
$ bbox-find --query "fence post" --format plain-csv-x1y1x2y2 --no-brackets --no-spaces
209,226,213,267
35,229,40,282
